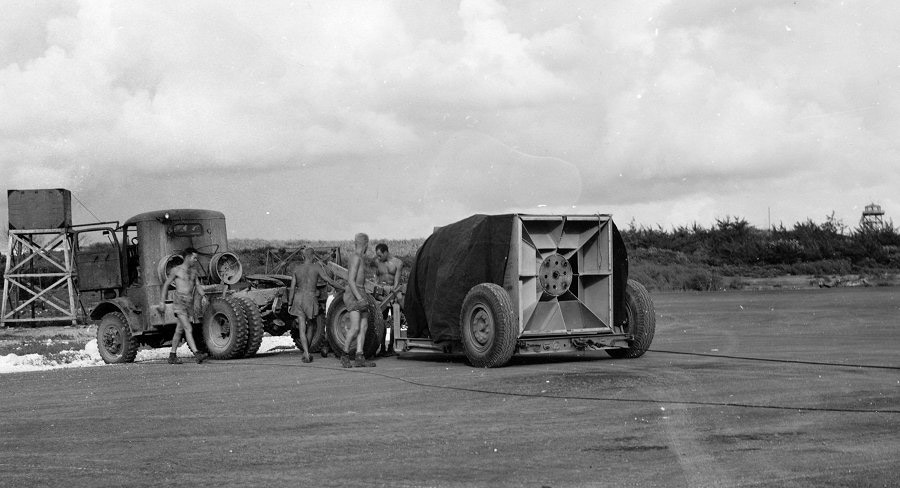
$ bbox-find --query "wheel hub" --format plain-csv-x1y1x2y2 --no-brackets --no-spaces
102,327,121,353
471,308,493,346
212,313,231,339
539,253,572,296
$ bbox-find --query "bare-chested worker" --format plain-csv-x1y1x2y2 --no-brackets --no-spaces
341,233,376,368
374,243,404,357
158,248,208,364
289,247,339,363
374,243,404,294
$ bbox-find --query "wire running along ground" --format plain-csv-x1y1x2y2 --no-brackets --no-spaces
648,348,900,371
172,349,900,415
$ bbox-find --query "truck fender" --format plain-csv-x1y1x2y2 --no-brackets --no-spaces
90,298,143,334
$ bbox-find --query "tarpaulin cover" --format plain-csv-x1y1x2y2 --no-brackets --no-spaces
403,214,630,342
403,214,514,342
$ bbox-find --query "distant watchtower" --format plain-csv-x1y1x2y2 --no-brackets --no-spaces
859,202,886,230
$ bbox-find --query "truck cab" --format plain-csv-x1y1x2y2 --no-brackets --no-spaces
77,209,255,363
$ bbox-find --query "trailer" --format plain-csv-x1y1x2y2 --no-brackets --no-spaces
392,214,655,367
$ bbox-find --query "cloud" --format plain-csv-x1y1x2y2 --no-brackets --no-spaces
423,130,582,213
1,1,898,239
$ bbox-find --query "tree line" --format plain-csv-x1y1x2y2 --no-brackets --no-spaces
622,214,900,290
622,214,900,269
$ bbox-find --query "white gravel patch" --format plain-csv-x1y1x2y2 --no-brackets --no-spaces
0,335,298,374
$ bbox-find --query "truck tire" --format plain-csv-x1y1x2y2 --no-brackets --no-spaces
460,283,518,368
607,279,656,359
202,296,249,360
97,311,139,364
291,314,326,353
237,297,264,357
326,294,383,359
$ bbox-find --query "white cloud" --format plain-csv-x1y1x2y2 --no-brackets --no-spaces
0,1,898,239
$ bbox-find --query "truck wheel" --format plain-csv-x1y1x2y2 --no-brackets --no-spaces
237,297,264,357
460,283,518,368
607,279,656,359
202,296,249,360
326,295,382,359
97,312,138,364
291,314,326,353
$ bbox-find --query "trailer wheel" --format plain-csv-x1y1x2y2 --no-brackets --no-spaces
607,279,656,359
202,296,249,360
237,297,264,357
460,283,518,368
97,312,138,364
291,314,326,353
326,294,382,359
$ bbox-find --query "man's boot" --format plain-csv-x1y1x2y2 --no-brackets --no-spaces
340,351,352,368
168,353,183,365
194,351,208,364
354,355,376,368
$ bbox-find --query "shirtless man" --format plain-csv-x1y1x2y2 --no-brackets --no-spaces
289,247,339,363
158,248,208,364
341,233,376,368
374,243,404,294
374,243,404,356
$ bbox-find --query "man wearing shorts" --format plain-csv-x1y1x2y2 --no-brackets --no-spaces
159,248,208,364
289,247,339,363
374,243,404,357
341,233,375,368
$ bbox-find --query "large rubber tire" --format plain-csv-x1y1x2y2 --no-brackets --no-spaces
202,295,249,360
97,312,139,364
291,314,326,353
607,279,656,359
237,297,264,357
326,294,383,359
459,283,518,368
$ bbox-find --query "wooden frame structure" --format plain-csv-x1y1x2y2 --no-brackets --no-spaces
1,228,78,325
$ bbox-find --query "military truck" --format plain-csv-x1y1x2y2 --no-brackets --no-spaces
394,214,655,367
75,209,331,363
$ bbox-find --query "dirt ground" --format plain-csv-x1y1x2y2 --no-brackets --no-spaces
0,324,95,341
1,287,898,487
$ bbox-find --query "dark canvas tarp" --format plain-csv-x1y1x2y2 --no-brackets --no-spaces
403,214,630,342
403,214,513,342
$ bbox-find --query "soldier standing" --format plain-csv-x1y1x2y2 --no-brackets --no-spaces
374,243,404,357
158,248,208,364
341,233,376,368
289,247,339,363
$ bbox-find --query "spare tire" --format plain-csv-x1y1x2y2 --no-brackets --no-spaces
209,252,243,285
157,253,184,283
326,294,384,359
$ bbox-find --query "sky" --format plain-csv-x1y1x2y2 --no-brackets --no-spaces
1,0,898,242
